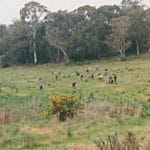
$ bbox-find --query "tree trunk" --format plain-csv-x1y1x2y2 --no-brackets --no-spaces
60,48,70,64
120,49,126,61
56,49,60,63
97,43,101,59
0,38,4,56
33,26,37,64
33,43,37,64
136,39,140,55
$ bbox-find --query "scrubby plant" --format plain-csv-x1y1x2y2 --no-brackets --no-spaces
67,127,73,138
49,94,84,121
95,131,139,150
141,100,150,118
0,55,12,67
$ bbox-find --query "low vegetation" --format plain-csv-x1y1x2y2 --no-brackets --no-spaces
0,56,150,149
0,0,150,65
49,94,84,121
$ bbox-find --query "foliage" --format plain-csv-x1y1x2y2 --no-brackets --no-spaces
0,24,9,56
141,99,150,118
0,55,12,67
106,16,131,60
95,131,139,150
20,1,48,64
0,58,150,149
45,11,71,63
49,94,84,121
0,1,149,65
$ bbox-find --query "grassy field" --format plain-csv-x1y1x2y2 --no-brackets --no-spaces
0,56,150,149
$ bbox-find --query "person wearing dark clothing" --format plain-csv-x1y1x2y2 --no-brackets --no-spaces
86,69,89,73
40,84,43,90
108,75,113,83
104,68,108,76
80,75,84,80
91,74,94,79
75,71,80,76
72,82,76,89
55,75,58,80
114,74,117,83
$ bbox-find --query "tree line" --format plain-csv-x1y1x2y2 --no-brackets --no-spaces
0,0,150,66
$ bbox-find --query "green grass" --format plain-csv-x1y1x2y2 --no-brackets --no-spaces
0,56,150,149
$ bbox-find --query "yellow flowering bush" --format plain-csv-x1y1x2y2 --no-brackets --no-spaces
50,94,84,121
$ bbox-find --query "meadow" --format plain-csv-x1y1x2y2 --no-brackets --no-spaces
0,56,150,150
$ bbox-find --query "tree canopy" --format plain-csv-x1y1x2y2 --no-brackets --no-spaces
0,0,149,66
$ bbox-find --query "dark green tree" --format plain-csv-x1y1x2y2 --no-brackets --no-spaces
7,20,32,64
106,16,131,60
45,11,71,63
0,24,9,56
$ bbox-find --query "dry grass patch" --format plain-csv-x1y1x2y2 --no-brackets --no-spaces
134,81,144,85
139,95,149,100
21,125,61,135
96,84,106,88
75,101,142,122
16,93,29,96
68,144,98,150
141,137,150,150
143,88,150,93
76,102,102,121
113,87,126,92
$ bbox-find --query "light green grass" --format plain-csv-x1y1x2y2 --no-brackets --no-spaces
0,56,150,149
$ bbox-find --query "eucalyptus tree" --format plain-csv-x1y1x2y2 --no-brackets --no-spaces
0,24,8,56
121,0,149,55
45,11,71,63
69,5,102,61
129,9,149,55
106,16,131,60
93,5,122,58
20,1,48,64
69,5,123,61
71,5,96,24
121,0,144,14
34,22,50,63
97,5,122,25
144,8,150,52
7,20,32,64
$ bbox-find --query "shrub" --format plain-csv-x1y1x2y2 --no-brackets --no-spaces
95,132,139,150
0,55,12,67
141,100,150,118
49,94,84,121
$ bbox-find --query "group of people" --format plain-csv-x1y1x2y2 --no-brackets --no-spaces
75,66,117,83
108,74,117,84
96,67,117,84
39,66,118,90
98,73,117,83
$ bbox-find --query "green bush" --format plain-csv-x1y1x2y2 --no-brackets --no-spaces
49,94,84,121
0,55,12,67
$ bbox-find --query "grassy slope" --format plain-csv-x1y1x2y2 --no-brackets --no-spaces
0,56,150,149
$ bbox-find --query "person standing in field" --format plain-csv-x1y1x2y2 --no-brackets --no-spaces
98,73,103,80
108,75,113,83
114,74,117,83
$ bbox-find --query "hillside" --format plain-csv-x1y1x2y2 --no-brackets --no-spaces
0,57,150,149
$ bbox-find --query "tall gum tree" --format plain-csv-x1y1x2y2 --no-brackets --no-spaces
45,11,71,63
106,16,131,60
144,8,150,52
20,1,48,64
0,24,8,56
121,0,149,55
